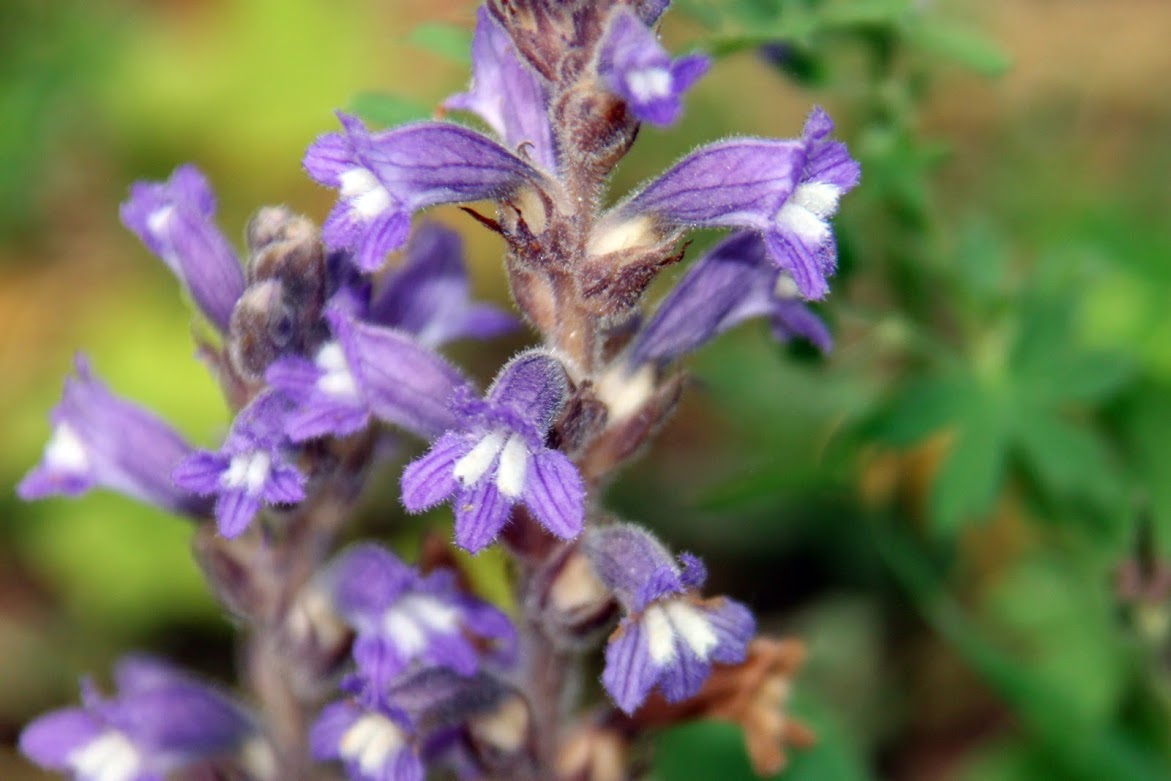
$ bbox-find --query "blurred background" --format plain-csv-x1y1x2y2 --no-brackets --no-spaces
3,0,1170,779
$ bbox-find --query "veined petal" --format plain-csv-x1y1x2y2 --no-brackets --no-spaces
453,481,513,554
484,351,569,436
601,620,657,715
702,597,756,665
629,232,774,367
215,491,262,538
401,433,470,512
522,448,584,540
616,138,802,228
330,309,471,440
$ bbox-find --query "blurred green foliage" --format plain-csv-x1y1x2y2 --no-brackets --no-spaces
3,0,1171,779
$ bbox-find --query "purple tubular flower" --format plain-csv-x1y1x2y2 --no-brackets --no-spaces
368,222,517,348
19,655,253,781
629,231,832,367
611,107,859,299
583,524,755,714
311,695,423,781
172,391,306,538
595,8,710,127
18,355,207,518
328,544,517,687
119,165,245,332
266,305,471,442
444,7,557,174
303,114,546,272
400,351,585,554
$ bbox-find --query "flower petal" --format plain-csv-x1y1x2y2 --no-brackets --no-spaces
19,708,104,769
601,620,658,714
484,351,568,435
522,449,584,540
444,7,556,173
453,481,513,554
400,433,469,513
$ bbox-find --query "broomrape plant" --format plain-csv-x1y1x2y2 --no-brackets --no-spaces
18,1,857,779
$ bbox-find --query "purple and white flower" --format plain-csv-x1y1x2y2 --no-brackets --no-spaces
605,107,860,299
18,355,207,518
584,524,755,714
266,305,470,443
120,165,245,332
444,7,557,174
628,231,832,368
367,222,517,348
19,655,253,781
328,544,517,687
172,391,306,538
304,114,546,272
400,351,585,553
595,7,710,127
311,693,423,781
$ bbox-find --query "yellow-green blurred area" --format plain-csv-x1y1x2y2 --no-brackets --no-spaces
3,0,1171,779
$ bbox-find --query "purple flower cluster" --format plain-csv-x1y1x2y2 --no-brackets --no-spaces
19,1,857,779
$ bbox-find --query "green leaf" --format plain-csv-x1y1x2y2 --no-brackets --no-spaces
406,22,471,63
1012,411,1123,511
876,528,1171,781
820,0,913,29
929,404,1008,534
906,20,1012,77
1117,384,1171,556
863,376,970,447
347,91,433,128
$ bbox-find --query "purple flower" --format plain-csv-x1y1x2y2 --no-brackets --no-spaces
629,231,832,367
265,304,470,443
584,524,755,714
328,544,517,687
311,694,423,781
368,222,517,348
606,107,859,299
172,391,306,538
444,7,557,174
119,165,245,332
595,7,710,127
19,655,253,781
18,355,207,518
304,114,546,272
400,352,585,553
